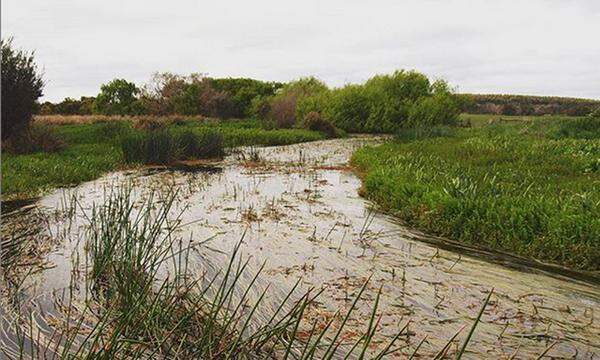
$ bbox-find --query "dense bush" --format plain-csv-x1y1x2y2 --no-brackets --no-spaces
41,73,279,119
1,38,44,141
249,96,271,119
133,117,168,131
322,85,371,132
93,79,143,115
121,130,173,164
209,77,282,117
296,90,331,124
360,71,430,131
39,97,95,115
266,77,329,128
299,70,461,133
2,124,65,154
36,70,465,133
94,121,129,142
406,93,460,127
303,111,338,138
266,94,297,128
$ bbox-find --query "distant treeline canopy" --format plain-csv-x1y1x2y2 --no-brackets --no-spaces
37,75,600,119
37,75,283,119
461,94,600,116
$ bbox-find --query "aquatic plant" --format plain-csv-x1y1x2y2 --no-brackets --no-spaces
352,120,600,270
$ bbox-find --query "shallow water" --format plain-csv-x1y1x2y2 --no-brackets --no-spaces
2,136,600,358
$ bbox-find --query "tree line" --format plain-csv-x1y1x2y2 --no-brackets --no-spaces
2,37,513,148
461,93,599,116
37,74,284,119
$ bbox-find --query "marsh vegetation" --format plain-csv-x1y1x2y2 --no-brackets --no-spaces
2,39,599,359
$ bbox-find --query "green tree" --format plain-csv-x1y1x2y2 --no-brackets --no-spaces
93,79,141,115
1,38,44,140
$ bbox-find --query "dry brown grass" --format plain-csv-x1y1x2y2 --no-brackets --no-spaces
33,114,207,125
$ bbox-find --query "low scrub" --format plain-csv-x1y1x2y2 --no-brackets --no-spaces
303,111,339,138
2,124,65,154
133,116,169,131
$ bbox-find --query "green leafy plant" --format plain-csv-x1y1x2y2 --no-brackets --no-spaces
1,38,44,141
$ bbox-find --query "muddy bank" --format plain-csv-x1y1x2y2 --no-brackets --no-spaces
2,135,599,358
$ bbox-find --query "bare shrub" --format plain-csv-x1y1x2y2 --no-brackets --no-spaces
268,93,297,128
133,117,169,131
303,111,338,138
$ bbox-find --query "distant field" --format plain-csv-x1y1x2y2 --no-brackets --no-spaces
352,115,600,271
458,113,576,127
33,114,210,125
461,93,599,116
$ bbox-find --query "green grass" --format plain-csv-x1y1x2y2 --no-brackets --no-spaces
352,116,600,271
2,144,121,196
1,119,326,198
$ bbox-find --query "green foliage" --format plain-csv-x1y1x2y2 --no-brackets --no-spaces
352,119,600,270
310,70,460,133
38,70,465,133
1,143,121,196
323,85,371,132
39,96,95,115
210,77,282,117
266,77,329,128
249,95,271,119
93,121,130,142
553,114,600,139
93,79,142,115
296,89,331,123
406,92,460,127
121,130,175,164
1,38,44,141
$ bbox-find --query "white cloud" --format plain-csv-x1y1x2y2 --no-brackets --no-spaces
3,0,599,101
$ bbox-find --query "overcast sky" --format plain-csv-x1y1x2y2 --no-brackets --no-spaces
3,0,600,102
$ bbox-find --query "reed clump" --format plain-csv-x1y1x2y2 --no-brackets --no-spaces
121,129,224,164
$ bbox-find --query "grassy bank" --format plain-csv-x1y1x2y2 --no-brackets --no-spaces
1,118,326,199
352,116,600,271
